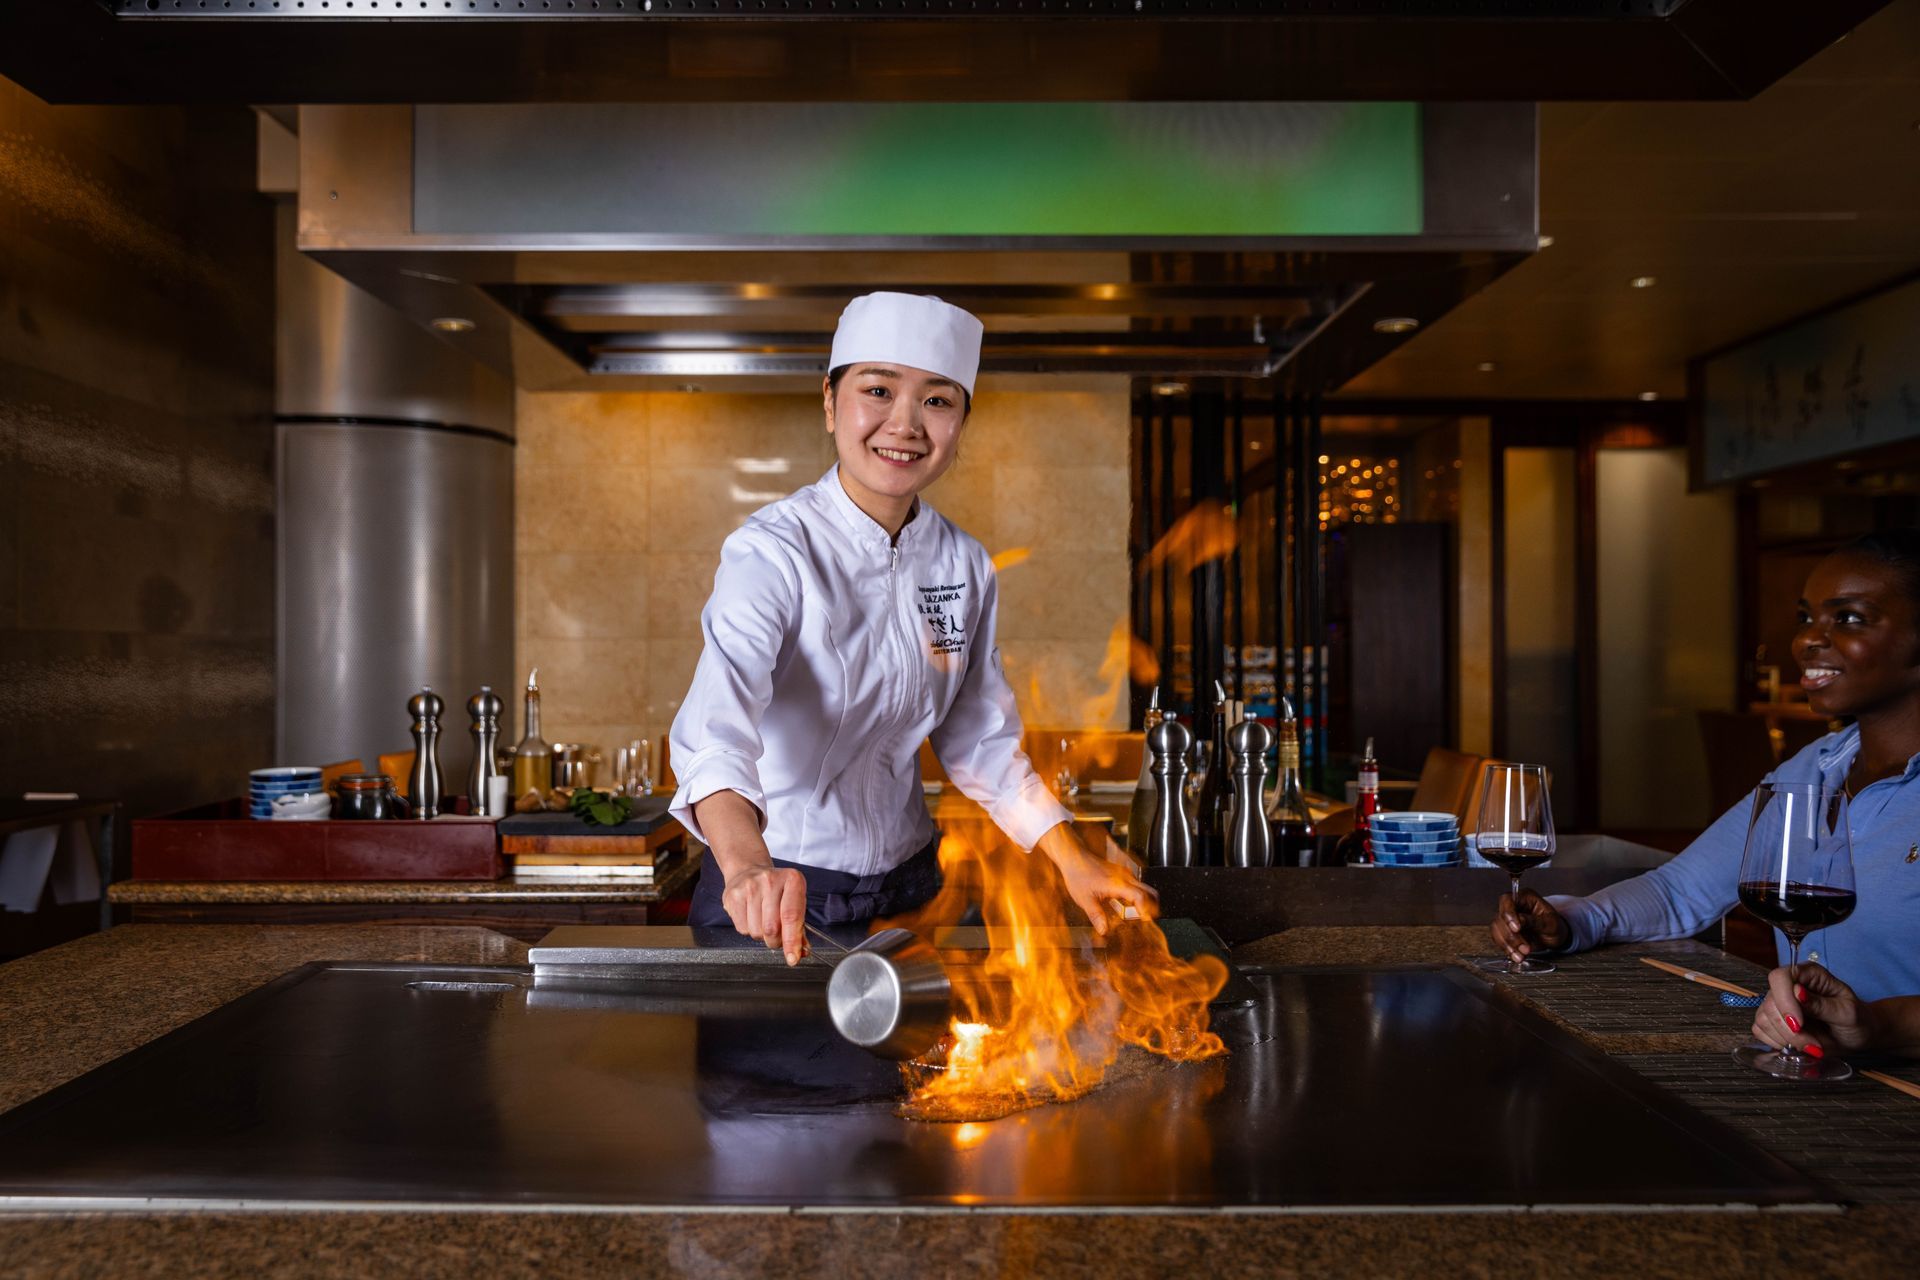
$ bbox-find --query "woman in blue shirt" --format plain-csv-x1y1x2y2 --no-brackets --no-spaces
1491,531,1920,1004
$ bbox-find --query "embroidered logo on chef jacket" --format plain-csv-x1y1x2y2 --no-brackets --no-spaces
916,581,969,658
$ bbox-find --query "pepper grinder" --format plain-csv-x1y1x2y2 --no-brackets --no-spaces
408,687,445,820
467,686,505,816
1226,718,1274,869
1145,717,1195,869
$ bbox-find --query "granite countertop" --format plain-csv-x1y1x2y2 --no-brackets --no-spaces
2,923,1918,1276
109,848,701,904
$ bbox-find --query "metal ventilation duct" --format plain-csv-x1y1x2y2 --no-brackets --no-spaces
274,203,516,769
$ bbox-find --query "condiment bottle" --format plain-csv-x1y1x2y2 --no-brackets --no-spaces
1146,716,1195,869
511,667,551,809
1126,688,1166,856
1226,718,1274,869
1353,736,1380,865
408,687,445,820
467,686,505,816
1194,680,1233,866
1266,694,1318,866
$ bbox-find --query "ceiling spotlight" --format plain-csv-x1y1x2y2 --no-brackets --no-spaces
430,317,476,333
1372,317,1420,335
1537,235,1555,249
1630,276,1657,290
1476,362,1497,373
1638,391,1660,402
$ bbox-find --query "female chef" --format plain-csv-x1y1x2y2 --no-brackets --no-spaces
668,291,1155,964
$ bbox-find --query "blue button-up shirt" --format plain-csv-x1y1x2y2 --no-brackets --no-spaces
1552,725,1920,1003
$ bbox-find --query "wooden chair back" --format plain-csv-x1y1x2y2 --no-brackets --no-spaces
1409,746,1487,822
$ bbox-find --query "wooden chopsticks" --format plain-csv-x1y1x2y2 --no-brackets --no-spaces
1638,956,1920,1102
1639,956,1756,997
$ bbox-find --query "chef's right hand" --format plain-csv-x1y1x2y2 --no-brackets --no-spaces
722,863,809,965
1491,887,1569,961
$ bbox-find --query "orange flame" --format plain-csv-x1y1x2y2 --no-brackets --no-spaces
1139,500,1238,575
883,830,1227,1123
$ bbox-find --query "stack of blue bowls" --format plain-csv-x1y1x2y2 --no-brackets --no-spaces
1368,811,1462,866
249,767,324,820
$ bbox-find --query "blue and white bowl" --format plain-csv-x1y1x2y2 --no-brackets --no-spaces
1371,826,1459,848
1376,848,1461,867
1370,811,1458,836
252,766,322,787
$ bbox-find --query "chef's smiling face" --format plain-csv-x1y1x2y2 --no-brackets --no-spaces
1793,551,1920,719
824,362,968,516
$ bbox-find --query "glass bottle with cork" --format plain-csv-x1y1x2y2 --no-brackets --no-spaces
510,667,551,810
1194,681,1235,866
1267,694,1318,866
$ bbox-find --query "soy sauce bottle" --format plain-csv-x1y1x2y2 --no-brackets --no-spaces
1267,694,1318,866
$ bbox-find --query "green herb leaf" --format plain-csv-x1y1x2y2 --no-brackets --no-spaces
569,788,634,827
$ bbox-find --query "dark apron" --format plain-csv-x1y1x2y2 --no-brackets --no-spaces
688,833,943,929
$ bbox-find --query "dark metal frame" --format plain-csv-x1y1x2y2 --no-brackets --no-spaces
2,3,1885,104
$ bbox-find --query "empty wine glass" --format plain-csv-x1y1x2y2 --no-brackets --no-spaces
1734,782,1856,1082
1054,735,1080,801
1473,763,1557,976
627,737,653,797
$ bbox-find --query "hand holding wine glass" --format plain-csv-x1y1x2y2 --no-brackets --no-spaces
1474,763,1557,976
1734,782,1856,1081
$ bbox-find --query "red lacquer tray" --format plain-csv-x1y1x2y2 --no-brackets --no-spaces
132,799,501,881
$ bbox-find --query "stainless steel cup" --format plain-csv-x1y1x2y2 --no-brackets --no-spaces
822,928,953,1060
549,743,600,790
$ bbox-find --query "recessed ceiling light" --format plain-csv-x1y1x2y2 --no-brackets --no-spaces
1630,276,1658,290
1477,362,1497,373
1372,317,1420,335
430,317,476,333
1638,391,1660,401
1537,235,1555,248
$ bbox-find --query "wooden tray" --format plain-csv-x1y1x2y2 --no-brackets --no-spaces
132,799,502,882
497,799,683,858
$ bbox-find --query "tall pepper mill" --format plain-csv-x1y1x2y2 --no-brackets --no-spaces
408,687,445,820
1145,717,1195,869
1226,718,1274,869
466,685,504,816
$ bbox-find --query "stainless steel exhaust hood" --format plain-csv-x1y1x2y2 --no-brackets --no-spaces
295,101,1537,393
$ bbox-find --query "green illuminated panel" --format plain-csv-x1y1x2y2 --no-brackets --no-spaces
416,103,1424,239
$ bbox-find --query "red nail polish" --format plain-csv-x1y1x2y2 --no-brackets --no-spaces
1802,1043,1825,1059
1786,1015,1802,1034
1795,985,1807,1002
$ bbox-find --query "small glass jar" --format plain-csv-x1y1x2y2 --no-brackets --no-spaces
335,773,411,821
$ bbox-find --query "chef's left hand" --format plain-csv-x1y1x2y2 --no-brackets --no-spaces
1034,823,1158,935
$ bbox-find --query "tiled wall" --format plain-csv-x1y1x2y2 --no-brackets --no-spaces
513,385,1132,764
0,83,275,824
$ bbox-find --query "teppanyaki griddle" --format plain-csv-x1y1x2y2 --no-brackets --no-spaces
0,960,1830,1212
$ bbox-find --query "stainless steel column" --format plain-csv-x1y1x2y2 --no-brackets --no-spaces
275,203,515,768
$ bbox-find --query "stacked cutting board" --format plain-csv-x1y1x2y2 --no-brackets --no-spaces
497,797,684,883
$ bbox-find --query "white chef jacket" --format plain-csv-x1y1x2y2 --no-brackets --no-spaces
669,466,1071,876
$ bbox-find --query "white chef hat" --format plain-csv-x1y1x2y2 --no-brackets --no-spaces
828,292,985,397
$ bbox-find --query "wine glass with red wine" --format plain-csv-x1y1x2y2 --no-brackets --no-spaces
1474,762,1557,975
1733,782,1856,1082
